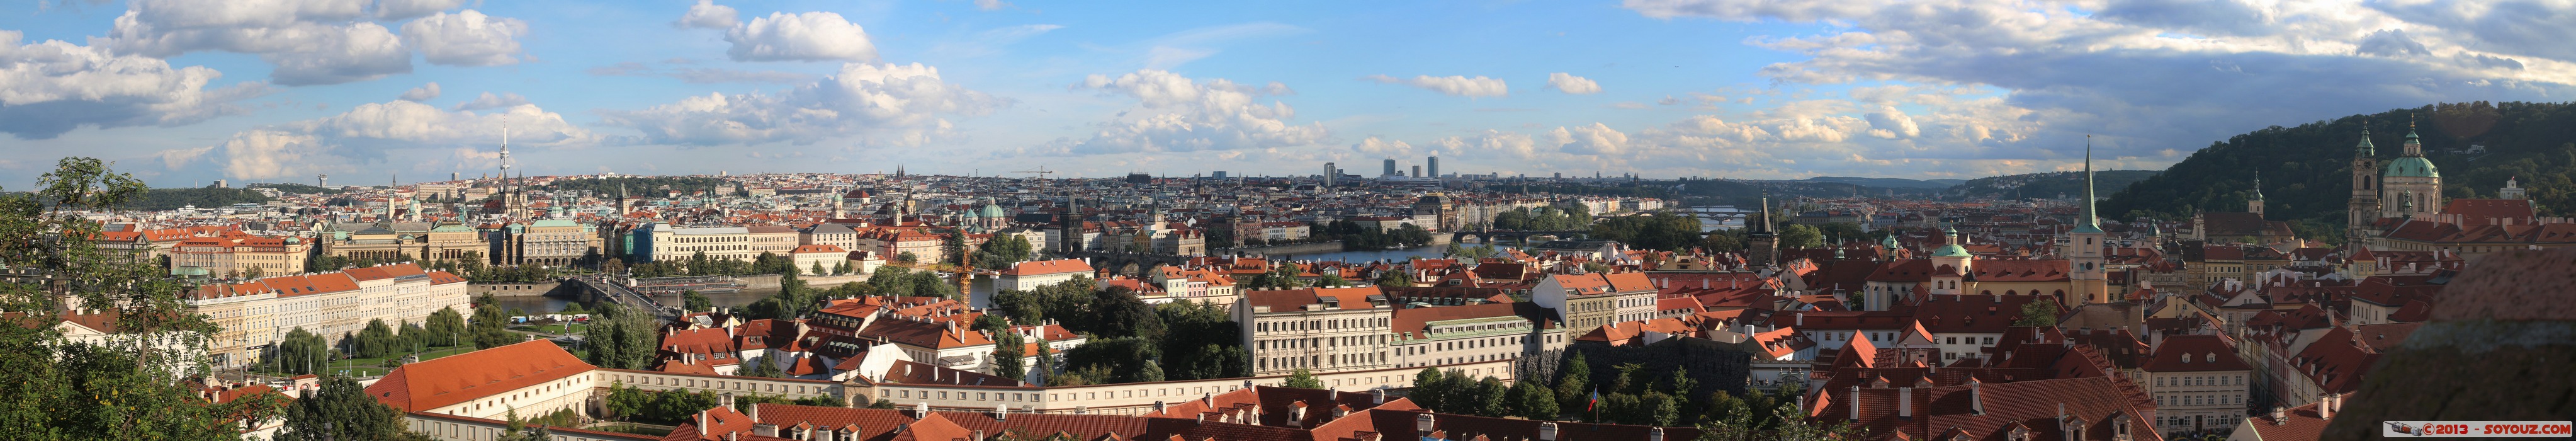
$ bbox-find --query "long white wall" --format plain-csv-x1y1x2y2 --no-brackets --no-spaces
866,359,1519,416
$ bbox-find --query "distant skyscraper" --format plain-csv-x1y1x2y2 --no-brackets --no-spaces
1428,156,1439,178
1412,165,1422,178
318,174,328,188
1383,158,1398,177
1322,162,1336,186
1214,171,1229,180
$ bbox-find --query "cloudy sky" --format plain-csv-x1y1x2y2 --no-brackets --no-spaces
3,0,2569,186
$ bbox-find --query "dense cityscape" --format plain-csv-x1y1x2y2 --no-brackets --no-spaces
8,1,2576,441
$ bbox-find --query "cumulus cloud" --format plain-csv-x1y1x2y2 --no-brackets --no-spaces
375,0,465,20
1546,72,1602,94
677,0,738,29
1613,0,2576,176
1350,137,1413,156
1551,123,1630,155
159,100,591,179
401,9,527,66
1364,74,1508,98
1431,130,1538,159
724,11,878,62
602,62,1002,146
1863,105,1919,139
452,92,528,111
105,0,421,85
398,82,441,101
0,31,268,139
1052,69,1328,154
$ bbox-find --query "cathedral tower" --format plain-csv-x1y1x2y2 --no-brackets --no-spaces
2064,138,2110,305
2248,173,2266,218
1746,196,1778,269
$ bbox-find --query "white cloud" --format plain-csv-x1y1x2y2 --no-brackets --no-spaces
1053,69,1328,154
398,82,441,101
1546,72,1602,94
1431,130,1538,159
1350,137,1413,156
167,99,591,179
0,31,268,139
676,0,738,29
974,0,1012,11
106,0,415,85
724,11,878,62
602,62,1002,146
1863,105,1919,139
375,0,465,20
453,91,528,111
1551,123,1630,155
1365,74,1509,98
400,9,527,66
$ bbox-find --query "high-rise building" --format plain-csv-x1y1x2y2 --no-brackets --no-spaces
1212,171,1228,180
1428,156,1439,178
1383,158,1398,177
1411,165,1422,178
1322,162,1336,186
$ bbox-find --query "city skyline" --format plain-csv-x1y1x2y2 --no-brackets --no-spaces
4,0,2570,188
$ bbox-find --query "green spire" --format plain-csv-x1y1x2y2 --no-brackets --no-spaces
2354,124,2376,156
2252,172,2264,201
2074,135,2103,234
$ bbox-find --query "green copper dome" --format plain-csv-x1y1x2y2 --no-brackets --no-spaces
981,203,1007,218
2383,156,2439,178
1933,243,1972,258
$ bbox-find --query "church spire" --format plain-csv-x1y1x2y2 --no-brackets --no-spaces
2403,115,2424,157
2354,123,2376,156
2075,134,2102,234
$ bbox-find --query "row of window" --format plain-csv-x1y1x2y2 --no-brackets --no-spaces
2157,393,2240,408
2155,375,2242,387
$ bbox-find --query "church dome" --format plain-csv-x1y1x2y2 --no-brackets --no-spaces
2383,156,2439,178
980,203,1007,218
1933,243,1972,258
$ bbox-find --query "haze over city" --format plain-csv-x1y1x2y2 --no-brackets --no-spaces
7,0,2570,187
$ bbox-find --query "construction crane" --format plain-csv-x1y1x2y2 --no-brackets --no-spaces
1015,166,1056,179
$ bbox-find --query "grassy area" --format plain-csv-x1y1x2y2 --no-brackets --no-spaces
511,322,590,335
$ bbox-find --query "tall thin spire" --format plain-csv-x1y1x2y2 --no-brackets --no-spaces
2077,134,2101,232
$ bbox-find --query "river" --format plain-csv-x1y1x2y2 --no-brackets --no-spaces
485,289,775,315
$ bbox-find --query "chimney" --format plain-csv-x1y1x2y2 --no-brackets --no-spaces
915,401,930,418
698,411,709,437
2318,395,2332,419
996,403,1009,420
750,402,761,422
1415,413,1435,435
971,430,986,441
1849,386,1861,421
1372,388,1386,404
1897,387,1912,418
2272,406,2286,425
1539,422,1560,441
1152,401,1165,415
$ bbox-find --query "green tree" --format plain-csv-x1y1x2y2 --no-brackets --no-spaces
1702,230,1744,251
1556,352,1591,412
0,158,303,440
741,355,784,378
352,318,397,358
2016,297,2062,326
1314,273,1348,287
991,331,1026,381
1411,368,1450,411
277,377,421,441
1473,377,1510,417
1519,382,1560,420
682,290,713,312
1374,270,1413,287
584,304,662,370
811,261,829,277
1775,224,1825,249
1640,392,1681,427
1284,369,1325,389
268,327,330,375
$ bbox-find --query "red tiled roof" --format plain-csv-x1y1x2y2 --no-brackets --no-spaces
366,340,596,412
2141,335,2249,372
1003,259,1095,277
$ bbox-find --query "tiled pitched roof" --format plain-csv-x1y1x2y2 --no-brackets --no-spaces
1003,259,1095,276
366,340,596,412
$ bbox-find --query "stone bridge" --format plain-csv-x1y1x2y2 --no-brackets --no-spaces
1449,230,1592,244
562,275,680,318
1061,250,1193,276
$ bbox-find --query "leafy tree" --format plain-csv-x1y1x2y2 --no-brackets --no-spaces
1473,377,1510,417
741,355,784,378
351,319,398,358
1374,270,1414,287
499,409,556,441
2016,297,2062,326
0,158,302,440
1314,273,1348,287
1411,368,1450,411
268,327,331,375
1518,382,1560,420
1639,392,1681,427
471,301,527,349
1284,369,1325,389
991,331,1026,381
278,377,422,441
1588,212,1707,251
1702,230,1744,251
681,290,713,312
1775,224,1825,249
1556,352,1592,412
811,261,828,277
584,304,662,370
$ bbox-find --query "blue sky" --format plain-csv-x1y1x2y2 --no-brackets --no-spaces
4,0,2570,187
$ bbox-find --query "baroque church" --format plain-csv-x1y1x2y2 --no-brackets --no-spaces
2343,118,2576,256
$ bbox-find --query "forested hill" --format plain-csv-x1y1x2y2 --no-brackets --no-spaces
122,187,272,211
2103,101,2576,230
1947,170,2160,199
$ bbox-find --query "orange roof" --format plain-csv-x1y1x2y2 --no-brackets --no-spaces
1002,259,1094,276
366,340,597,412
792,244,847,254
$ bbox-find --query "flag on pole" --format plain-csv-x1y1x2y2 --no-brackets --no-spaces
1588,387,1601,411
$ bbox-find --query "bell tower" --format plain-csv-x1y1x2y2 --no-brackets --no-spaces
2347,125,2381,244
2065,137,2109,304
1746,196,1778,269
